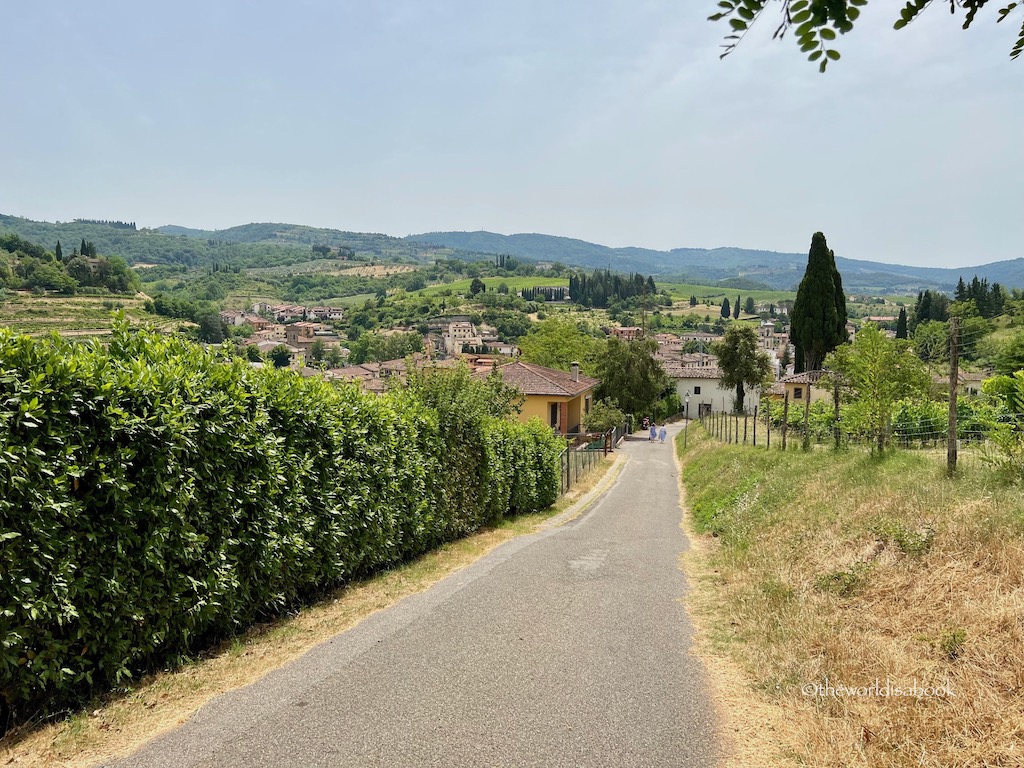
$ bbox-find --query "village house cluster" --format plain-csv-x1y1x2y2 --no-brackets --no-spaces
218,303,347,366
224,296,921,433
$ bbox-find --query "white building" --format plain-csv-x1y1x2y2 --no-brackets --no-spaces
442,321,482,355
665,365,761,416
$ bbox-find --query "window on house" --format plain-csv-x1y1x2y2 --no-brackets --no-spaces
549,402,559,428
694,386,701,395
794,387,804,400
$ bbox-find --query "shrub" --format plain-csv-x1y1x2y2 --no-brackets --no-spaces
0,321,562,725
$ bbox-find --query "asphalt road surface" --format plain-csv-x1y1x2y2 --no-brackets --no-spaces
111,424,716,768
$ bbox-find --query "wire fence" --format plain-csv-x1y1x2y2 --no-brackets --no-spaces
690,309,1024,473
697,403,1024,473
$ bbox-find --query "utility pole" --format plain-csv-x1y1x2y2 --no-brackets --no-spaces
948,316,959,477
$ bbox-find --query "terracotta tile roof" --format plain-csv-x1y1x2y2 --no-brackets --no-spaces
777,370,828,385
663,365,724,380
491,361,599,397
331,364,379,380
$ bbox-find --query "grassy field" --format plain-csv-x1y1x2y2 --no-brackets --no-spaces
660,280,796,305
677,426,1024,767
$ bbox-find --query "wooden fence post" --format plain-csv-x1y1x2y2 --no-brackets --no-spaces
782,392,789,451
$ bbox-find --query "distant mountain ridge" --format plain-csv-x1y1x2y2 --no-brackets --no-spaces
407,230,1024,293
3,213,1022,293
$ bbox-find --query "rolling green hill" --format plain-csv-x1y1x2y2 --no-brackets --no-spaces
408,230,1024,294
7,213,1023,296
0,215,473,269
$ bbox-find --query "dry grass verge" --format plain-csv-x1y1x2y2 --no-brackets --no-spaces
677,425,1024,767
0,456,616,768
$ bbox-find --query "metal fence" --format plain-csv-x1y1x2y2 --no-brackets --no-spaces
557,422,627,496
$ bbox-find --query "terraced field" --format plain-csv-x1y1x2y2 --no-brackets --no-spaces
0,292,170,336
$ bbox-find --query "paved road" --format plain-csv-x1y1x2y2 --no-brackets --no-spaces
112,424,715,768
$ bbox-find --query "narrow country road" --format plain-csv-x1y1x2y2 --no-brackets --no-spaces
110,423,716,768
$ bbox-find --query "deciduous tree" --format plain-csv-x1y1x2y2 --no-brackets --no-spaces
269,344,292,368
712,325,772,412
195,308,226,344
595,337,669,420
583,398,628,431
517,316,603,373
825,324,930,452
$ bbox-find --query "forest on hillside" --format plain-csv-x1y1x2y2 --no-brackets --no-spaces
0,234,138,295
0,215,472,270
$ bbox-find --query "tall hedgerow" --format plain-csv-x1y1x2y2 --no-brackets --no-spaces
0,321,562,727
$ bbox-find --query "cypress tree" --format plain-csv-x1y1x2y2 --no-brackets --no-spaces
55,241,63,261
733,295,741,319
895,307,908,339
790,231,848,372
721,297,731,318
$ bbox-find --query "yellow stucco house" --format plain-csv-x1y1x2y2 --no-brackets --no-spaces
766,370,831,405
493,361,599,435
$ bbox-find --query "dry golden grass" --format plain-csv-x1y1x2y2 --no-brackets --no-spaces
677,426,1024,767
0,455,618,768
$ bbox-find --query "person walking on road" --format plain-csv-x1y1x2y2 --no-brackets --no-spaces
659,425,667,443
650,423,657,441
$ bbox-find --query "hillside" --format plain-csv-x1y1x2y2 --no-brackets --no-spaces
0,215,467,270
408,230,1024,293
6,213,1023,295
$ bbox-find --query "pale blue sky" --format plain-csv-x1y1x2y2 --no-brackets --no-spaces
2,1,1020,267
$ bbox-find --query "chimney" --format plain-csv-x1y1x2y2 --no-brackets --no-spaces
571,362,580,382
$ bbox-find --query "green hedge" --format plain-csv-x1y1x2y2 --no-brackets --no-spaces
0,323,562,725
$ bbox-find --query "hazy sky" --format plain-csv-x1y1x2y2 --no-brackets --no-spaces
3,2,1020,267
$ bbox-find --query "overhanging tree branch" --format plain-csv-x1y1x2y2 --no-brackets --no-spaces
709,0,1024,70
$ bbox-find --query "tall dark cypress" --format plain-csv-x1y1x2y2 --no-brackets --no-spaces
790,231,848,372
955,277,967,302
895,307,908,339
